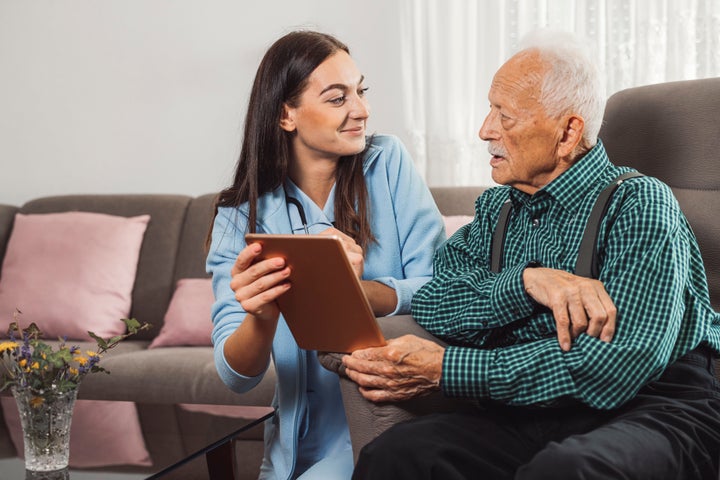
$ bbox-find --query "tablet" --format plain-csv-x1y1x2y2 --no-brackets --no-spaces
245,233,386,353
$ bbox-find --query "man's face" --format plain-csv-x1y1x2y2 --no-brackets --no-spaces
479,51,569,195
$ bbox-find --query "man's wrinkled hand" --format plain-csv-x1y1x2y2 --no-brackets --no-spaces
523,267,617,351
342,335,444,403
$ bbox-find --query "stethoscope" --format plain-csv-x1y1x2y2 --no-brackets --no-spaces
285,194,310,235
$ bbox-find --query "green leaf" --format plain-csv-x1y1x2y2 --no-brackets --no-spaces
6,322,20,337
24,323,42,340
122,318,141,332
88,331,108,349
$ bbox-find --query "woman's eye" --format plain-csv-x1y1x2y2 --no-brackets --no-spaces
358,87,369,97
329,95,346,105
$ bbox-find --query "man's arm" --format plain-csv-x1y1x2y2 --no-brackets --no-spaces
342,265,617,404
522,267,617,351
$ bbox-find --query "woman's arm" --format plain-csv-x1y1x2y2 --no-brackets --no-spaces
207,208,287,392
221,242,290,376
361,280,398,316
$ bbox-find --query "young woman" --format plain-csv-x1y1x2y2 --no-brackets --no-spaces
206,31,445,479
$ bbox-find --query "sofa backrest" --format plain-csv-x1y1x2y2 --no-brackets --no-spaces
429,186,485,217
599,77,720,310
172,193,216,282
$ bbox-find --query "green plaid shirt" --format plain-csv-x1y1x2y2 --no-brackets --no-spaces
412,141,720,409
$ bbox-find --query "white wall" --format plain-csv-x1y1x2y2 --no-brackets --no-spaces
0,1,405,205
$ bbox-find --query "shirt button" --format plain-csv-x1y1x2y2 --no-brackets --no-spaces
532,218,540,227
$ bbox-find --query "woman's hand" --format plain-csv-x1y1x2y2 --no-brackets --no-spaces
318,227,397,315
230,242,292,323
319,227,364,278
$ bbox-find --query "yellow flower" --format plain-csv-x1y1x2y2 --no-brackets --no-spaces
86,351,99,358
74,356,88,366
30,362,39,370
69,367,79,376
19,359,27,368
30,396,45,408
0,341,18,353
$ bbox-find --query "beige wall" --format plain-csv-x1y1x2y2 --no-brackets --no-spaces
0,0,405,205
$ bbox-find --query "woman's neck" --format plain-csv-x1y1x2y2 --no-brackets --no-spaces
288,156,337,209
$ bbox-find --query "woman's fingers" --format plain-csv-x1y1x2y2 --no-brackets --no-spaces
319,227,365,277
230,243,291,319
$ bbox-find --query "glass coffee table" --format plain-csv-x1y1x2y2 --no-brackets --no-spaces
146,410,274,480
1,410,274,480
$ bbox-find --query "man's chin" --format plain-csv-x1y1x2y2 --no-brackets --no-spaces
490,166,509,185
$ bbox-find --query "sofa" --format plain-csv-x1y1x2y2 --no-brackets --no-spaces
320,77,720,466
0,186,485,478
0,193,276,478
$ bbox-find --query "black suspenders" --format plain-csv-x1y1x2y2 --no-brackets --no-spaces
490,171,644,278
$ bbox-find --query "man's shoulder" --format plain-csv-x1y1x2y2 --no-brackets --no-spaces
602,171,685,235
610,171,677,209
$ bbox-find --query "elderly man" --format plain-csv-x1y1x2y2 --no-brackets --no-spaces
343,36,720,479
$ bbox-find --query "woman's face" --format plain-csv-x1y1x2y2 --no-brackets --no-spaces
280,50,370,162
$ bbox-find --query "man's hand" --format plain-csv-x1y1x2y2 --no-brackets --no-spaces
342,335,444,403
523,267,617,351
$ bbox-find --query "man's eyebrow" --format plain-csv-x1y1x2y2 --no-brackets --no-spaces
319,75,365,95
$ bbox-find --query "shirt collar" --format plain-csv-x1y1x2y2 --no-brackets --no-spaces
509,140,611,212
283,178,336,234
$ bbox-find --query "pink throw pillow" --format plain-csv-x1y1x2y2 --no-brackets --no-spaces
149,278,214,348
443,215,474,238
0,397,152,468
0,212,150,340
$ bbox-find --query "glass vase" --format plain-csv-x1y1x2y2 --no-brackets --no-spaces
11,385,77,477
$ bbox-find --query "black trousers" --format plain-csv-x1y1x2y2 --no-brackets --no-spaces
352,348,720,480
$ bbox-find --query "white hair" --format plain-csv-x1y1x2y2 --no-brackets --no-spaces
517,30,606,149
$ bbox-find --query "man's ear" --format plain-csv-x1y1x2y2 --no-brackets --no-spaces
557,115,584,158
279,104,296,132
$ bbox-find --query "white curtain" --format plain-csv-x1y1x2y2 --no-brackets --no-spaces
401,0,720,186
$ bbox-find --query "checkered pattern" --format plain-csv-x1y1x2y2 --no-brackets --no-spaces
412,142,720,409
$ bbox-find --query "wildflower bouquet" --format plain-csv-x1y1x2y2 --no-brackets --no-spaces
0,311,151,396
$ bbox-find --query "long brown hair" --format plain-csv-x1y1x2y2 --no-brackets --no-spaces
212,31,375,250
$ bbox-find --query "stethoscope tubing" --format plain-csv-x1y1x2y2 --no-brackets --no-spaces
285,194,310,235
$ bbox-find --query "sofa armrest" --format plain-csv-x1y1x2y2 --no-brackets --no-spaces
319,315,469,463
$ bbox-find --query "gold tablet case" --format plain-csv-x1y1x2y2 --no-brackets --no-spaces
245,234,386,353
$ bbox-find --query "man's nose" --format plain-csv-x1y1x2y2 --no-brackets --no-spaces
478,113,496,141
